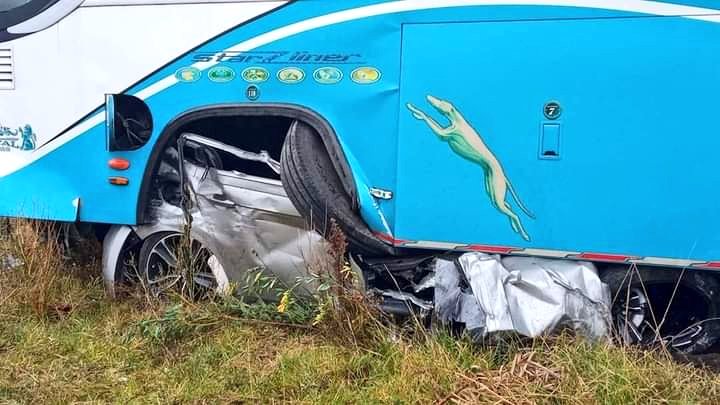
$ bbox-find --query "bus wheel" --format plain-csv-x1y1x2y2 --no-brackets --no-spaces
601,266,720,354
280,120,395,257
138,232,229,298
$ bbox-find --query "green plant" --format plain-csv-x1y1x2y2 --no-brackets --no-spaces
305,220,389,348
135,304,196,345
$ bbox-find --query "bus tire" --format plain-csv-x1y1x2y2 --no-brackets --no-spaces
280,120,395,257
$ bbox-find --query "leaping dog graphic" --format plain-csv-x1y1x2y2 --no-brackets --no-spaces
407,95,534,241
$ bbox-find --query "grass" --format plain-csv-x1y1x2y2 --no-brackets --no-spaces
1,220,720,404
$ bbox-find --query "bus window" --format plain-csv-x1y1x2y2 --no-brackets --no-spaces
0,1,34,13
0,1,57,30
1,0,82,42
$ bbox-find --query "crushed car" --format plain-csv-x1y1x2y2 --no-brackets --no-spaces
103,133,325,297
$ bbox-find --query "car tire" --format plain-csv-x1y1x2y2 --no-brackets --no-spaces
601,266,720,354
280,120,395,257
138,231,227,297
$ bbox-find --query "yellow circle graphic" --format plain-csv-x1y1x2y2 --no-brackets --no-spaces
277,67,306,84
351,67,381,84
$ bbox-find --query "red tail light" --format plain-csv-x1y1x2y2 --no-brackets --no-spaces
109,158,130,171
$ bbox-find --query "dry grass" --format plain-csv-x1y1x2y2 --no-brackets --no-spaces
444,351,562,404
1,220,719,404
0,219,90,318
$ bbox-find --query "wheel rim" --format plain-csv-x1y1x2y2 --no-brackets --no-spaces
145,233,217,297
613,287,650,345
613,283,713,351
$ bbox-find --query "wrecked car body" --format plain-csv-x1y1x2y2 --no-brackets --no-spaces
368,253,612,342
431,254,612,341
104,134,324,297
366,253,720,354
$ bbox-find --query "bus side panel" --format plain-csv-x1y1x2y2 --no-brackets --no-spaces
396,17,720,260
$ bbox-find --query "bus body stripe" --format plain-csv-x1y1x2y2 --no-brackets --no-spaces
385,239,717,269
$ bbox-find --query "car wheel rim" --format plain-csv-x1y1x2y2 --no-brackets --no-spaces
146,233,217,297
613,283,714,351
614,287,651,345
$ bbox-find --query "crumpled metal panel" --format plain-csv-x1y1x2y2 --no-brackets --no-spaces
433,258,486,332
137,160,324,292
434,253,611,340
372,288,433,311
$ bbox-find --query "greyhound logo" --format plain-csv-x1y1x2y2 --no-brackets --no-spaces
407,95,534,241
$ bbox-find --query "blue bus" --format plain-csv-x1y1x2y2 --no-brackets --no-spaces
3,0,720,351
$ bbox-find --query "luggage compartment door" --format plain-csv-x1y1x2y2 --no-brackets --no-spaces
396,18,720,260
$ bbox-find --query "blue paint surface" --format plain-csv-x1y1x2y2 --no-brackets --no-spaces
398,17,720,259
